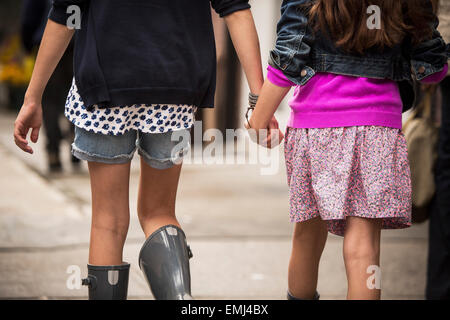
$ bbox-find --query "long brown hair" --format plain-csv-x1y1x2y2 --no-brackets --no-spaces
308,0,437,54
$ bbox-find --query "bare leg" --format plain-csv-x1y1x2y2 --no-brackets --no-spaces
343,216,382,300
88,161,131,265
137,158,182,238
288,217,328,299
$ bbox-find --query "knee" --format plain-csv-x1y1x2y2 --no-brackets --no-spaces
293,223,313,242
343,238,380,267
293,218,326,241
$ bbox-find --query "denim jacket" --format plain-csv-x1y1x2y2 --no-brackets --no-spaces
269,0,450,111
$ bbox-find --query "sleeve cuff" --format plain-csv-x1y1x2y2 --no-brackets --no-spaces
217,3,251,18
48,5,70,26
267,65,294,88
421,64,449,84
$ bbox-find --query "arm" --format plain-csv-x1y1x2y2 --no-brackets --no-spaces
410,2,449,81
244,79,290,148
420,64,448,84
249,65,294,131
245,66,293,148
269,0,314,85
224,9,264,94
14,19,74,154
19,0,87,104
248,80,291,131
211,0,264,94
25,20,74,103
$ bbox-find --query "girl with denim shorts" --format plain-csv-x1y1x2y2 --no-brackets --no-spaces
14,0,264,300
246,0,448,300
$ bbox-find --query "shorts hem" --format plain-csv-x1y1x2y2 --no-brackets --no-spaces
71,144,135,164
137,146,185,170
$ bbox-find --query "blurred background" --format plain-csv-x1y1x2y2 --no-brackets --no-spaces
0,0,448,299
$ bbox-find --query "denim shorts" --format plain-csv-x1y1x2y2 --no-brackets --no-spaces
71,126,191,169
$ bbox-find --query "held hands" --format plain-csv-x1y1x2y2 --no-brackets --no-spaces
244,82,290,149
245,115,284,149
265,116,284,148
13,97,42,154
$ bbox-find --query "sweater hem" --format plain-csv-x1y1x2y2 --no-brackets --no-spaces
80,87,212,109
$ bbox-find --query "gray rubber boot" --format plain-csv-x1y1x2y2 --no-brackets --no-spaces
81,263,130,300
139,225,193,300
287,291,320,300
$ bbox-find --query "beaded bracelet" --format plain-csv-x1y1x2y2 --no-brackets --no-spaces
246,92,259,128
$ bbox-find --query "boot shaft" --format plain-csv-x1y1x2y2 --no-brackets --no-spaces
139,225,193,300
82,263,130,300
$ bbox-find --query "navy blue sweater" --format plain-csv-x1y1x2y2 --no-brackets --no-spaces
21,0,51,53
48,0,250,108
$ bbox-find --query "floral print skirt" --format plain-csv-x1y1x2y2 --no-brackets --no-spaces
284,126,412,236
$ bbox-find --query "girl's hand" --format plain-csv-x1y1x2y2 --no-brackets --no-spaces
264,116,284,149
245,116,284,149
244,80,291,148
14,98,42,154
13,19,75,154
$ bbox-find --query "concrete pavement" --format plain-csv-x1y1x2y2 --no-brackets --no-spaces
0,111,429,299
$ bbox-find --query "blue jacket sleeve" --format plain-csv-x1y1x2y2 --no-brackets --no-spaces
210,0,250,18
410,2,449,80
268,0,315,85
48,0,88,26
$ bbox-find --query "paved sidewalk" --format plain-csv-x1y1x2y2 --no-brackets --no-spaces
0,111,429,299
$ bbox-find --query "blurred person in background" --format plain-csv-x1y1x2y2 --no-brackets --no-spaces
427,0,450,300
21,0,78,172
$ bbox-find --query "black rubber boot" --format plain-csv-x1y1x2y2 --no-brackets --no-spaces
82,263,130,300
287,291,320,300
139,225,193,300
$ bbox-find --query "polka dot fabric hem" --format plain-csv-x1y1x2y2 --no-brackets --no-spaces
284,126,412,237
64,79,196,136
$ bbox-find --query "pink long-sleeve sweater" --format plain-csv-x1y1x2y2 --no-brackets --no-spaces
267,65,448,129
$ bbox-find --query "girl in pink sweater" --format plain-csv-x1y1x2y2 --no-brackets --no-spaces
247,0,448,300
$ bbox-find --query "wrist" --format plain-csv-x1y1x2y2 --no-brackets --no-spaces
249,87,261,95
248,92,259,107
249,80,264,96
23,97,42,110
248,116,266,131
24,91,42,107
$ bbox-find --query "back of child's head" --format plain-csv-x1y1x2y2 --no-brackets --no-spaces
307,0,438,54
